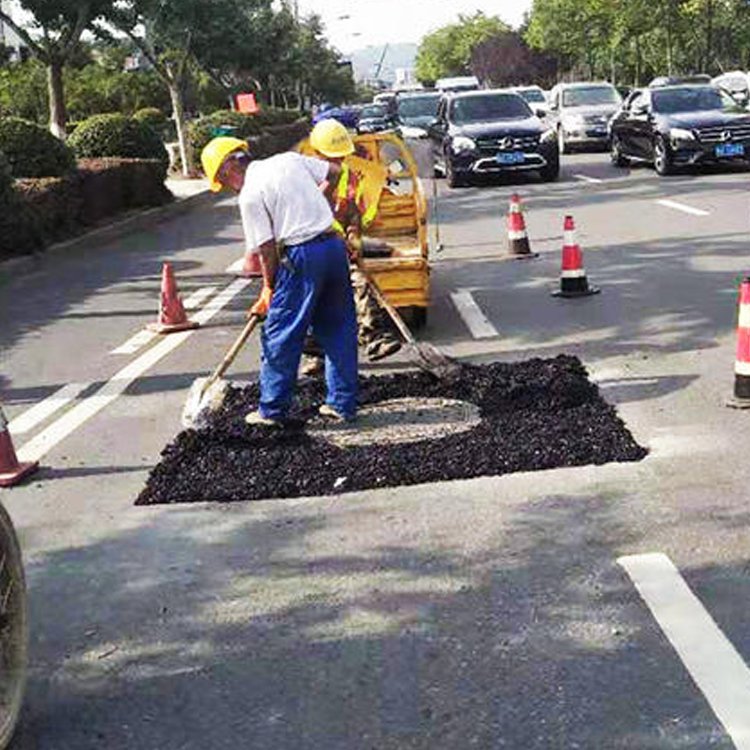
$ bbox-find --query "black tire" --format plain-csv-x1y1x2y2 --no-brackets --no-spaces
0,504,27,750
445,154,468,188
401,306,427,330
540,153,560,181
610,134,629,167
654,136,674,176
557,127,569,155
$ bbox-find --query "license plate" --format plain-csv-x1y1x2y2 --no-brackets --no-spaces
715,143,744,157
496,151,524,165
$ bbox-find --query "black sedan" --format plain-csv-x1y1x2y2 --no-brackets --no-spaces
356,104,397,135
609,85,750,175
428,89,559,187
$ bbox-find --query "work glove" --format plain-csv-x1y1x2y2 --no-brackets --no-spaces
248,284,273,319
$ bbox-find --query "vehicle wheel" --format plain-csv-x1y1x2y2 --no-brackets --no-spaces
610,134,629,167
401,306,427,330
540,153,560,182
557,127,569,155
0,504,27,750
654,136,675,176
445,155,468,188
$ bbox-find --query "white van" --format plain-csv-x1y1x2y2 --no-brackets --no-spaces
712,71,750,107
435,76,480,93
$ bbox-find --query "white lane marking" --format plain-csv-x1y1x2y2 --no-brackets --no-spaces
225,257,245,274
8,383,90,436
619,553,750,749
573,173,604,184
111,286,217,355
656,199,710,217
17,278,251,464
450,290,498,339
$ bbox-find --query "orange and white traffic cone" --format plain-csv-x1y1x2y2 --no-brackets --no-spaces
552,215,600,298
727,276,750,408
148,262,200,334
0,405,38,488
505,193,536,258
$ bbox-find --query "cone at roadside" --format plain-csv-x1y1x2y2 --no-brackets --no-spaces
551,215,600,298
148,262,200,334
0,405,38,488
505,193,536,259
727,276,750,408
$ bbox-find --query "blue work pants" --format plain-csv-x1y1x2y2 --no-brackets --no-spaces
259,235,358,420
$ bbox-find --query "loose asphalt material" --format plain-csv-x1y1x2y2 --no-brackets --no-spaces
136,355,647,505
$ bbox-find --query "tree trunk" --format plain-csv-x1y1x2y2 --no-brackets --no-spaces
169,80,192,177
47,60,66,140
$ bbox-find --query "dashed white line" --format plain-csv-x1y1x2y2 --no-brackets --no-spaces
656,199,710,217
573,174,604,184
8,382,90,436
619,552,750,749
17,278,251,464
225,257,245,274
450,290,498,339
110,285,217,355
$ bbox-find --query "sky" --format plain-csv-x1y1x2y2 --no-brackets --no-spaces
297,0,533,54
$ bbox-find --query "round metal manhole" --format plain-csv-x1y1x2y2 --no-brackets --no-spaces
308,397,481,448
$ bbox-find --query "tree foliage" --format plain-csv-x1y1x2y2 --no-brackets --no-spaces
526,0,750,85
415,12,510,81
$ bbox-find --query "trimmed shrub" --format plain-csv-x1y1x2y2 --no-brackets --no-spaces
248,119,312,159
0,117,75,178
188,110,262,159
68,113,168,175
0,149,39,259
134,107,168,133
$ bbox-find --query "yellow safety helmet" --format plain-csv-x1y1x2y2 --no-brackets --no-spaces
201,137,250,192
310,119,355,158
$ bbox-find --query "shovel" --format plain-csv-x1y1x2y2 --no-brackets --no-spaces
361,270,461,379
181,313,261,430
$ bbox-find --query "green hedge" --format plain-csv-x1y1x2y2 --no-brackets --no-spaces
0,158,171,260
68,113,168,174
0,118,75,178
247,119,312,159
134,107,168,133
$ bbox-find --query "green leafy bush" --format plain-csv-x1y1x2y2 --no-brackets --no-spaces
134,107,168,133
188,110,262,158
68,113,168,175
0,149,39,258
0,118,75,178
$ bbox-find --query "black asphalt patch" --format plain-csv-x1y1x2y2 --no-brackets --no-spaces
136,355,647,505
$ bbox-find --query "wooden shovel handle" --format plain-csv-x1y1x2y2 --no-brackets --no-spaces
360,269,415,345
205,314,262,389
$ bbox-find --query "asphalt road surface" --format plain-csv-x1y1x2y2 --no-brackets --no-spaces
2,142,750,748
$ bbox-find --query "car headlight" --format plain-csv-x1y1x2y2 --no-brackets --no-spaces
451,136,476,153
670,127,695,142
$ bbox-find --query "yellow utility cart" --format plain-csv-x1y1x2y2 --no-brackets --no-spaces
298,132,430,326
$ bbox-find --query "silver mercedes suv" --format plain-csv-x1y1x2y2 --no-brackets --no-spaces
548,82,622,153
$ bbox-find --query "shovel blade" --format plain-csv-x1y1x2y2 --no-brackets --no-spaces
409,343,462,379
181,377,230,430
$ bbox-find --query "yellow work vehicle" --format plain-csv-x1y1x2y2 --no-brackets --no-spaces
299,132,430,326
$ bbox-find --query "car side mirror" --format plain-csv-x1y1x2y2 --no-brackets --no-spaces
534,107,546,118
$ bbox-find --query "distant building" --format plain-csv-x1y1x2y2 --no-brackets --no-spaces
0,0,26,60
395,68,417,87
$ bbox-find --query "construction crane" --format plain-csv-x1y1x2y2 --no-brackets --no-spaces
373,43,389,83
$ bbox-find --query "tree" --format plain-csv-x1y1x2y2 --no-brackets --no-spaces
0,1,113,137
471,32,557,87
415,12,510,81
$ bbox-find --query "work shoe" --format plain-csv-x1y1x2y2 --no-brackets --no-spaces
318,404,355,423
300,354,324,378
244,411,284,428
366,337,402,362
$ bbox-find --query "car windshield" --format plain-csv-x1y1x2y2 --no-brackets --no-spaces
398,96,440,118
450,94,531,123
562,86,620,107
518,89,546,103
652,87,734,113
361,105,386,118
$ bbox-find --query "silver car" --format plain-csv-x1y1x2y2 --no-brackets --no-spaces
548,82,622,153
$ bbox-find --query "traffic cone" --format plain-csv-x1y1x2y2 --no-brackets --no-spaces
148,262,200,334
0,405,38,488
505,193,536,259
727,276,750,408
551,216,600,298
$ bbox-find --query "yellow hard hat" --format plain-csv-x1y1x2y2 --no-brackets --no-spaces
310,119,355,158
201,137,249,192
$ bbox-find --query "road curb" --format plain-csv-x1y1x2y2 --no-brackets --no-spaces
0,189,216,283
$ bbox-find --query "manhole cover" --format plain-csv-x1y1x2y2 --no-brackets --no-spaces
308,397,482,448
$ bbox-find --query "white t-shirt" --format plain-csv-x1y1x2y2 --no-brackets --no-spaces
238,152,333,250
